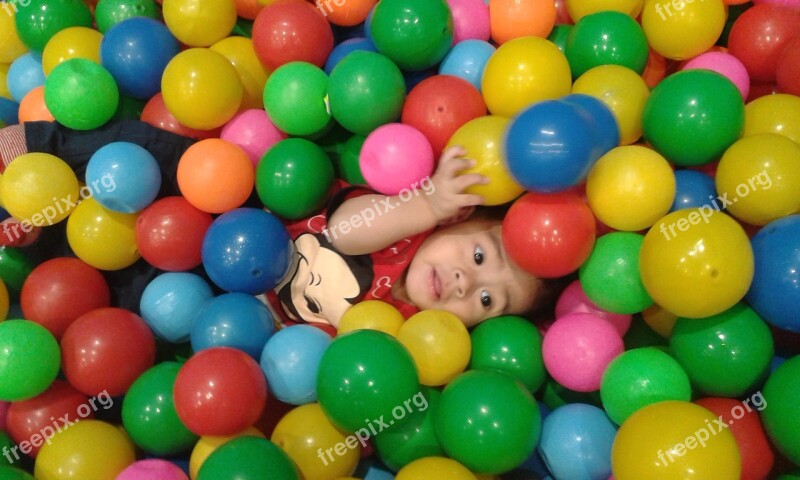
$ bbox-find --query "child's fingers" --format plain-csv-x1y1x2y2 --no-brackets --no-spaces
451,173,489,191
457,193,485,207
436,156,475,178
440,145,467,162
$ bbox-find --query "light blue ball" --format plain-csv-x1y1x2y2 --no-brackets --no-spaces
140,272,214,343
439,39,495,92
260,324,332,405
191,292,275,359
86,141,161,213
7,53,45,102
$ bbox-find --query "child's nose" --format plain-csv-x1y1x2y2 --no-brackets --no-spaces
454,270,471,298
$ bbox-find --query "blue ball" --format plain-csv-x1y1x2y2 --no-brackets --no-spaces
260,324,332,405
325,37,376,74
100,17,180,99
561,94,619,156
439,39,495,92
671,170,717,212
191,292,275,359
0,98,17,126
86,141,161,213
538,403,617,480
746,214,800,333
201,208,292,295
7,53,45,102
140,272,214,343
504,100,599,192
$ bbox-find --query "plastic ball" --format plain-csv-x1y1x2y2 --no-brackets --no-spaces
140,92,222,140
34,420,136,480
566,11,648,78
370,0,453,71
263,62,329,136
94,0,159,33
489,0,555,44
41,26,102,76
360,123,434,195
66,197,140,271
7,53,44,105
396,310,470,387
776,36,800,96
435,369,540,474
0,320,60,401
177,138,254,214
0,152,79,226
538,403,617,479
671,170,716,212
727,5,800,83
260,325,331,405
447,0,490,43
438,39,495,92
744,93,800,143
640,208,753,318
252,0,333,70
641,0,726,60
323,37,377,74
642,69,744,167
396,457,476,480
191,292,275,359
17,85,54,123
135,196,213,271
469,315,545,392
201,208,292,295
188,427,266,479
85,142,160,213
210,35,269,111
445,115,522,206
611,401,741,479
0,248,34,298
0,11,29,64
20,257,110,340
315,0,376,26
481,36,571,117
161,48,243,130
682,51,750,99
502,191,596,278
197,436,299,480
373,387,443,471
116,459,189,480
121,362,198,456
338,300,406,337
328,51,406,135
600,347,691,425
162,0,236,47
567,0,643,21
220,109,287,166
0,280,7,321
761,356,800,465
255,138,334,219
139,272,214,343
45,58,119,130
556,280,632,336
14,0,93,53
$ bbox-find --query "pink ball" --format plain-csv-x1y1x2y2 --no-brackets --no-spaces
446,0,491,44
555,279,632,336
360,123,435,195
115,459,189,480
542,312,624,392
220,109,287,167
682,52,751,100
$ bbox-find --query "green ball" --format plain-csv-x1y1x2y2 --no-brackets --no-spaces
565,11,648,78
642,69,744,166
94,0,159,34
374,387,444,471
469,315,546,392
670,303,773,397
762,356,800,465
45,59,120,130
255,138,334,220
547,24,573,54
14,0,93,52
121,362,198,455
435,370,540,474
113,94,146,121
317,330,420,433
328,51,405,135
336,134,367,185
540,378,602,410
197,436,299,480
622,316,668,350
0,466,34,479
370,0,453,71
0,247,34,300
0,432,20,467
600,347,691,425
263,62,331,137
0,320,60,401
579,232,653,314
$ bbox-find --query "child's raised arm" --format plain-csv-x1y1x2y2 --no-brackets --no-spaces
328,146,488,255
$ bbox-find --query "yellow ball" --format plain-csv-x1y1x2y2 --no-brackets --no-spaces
744,93,800,144
338,300,406,337
396,457,477,480
42,27,103,76
162,0,238,47
572,65,650,145
34,420,136,480
641,0,726,60
396,310,471,386
716,134,800,226
0,63,11,99
0,10,28,64
641,304,677,338
189,426,265,479
0,278,8,321
161,48,244,130
612,401,741,480
66,197,140,271
271,403,360,480
210,36,270,110
641,209,753,318
447,115,524,206
586,145,675,231
0,153,80,226
567,0,644,22
482,36,571,117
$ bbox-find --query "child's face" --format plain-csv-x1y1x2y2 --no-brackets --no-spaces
402,218,541,327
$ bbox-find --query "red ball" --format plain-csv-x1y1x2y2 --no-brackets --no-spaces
695,397,775,480
776,36,800,96
21,257,110,340
135,196,213,271
141,92,221,140
728,4,800,82
502,191,596,278
252,0,334,71
401,75,487,156
173,347,267,436
6,381,92,458
60,308,156,397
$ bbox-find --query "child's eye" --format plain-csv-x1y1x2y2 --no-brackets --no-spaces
480,289,492,308
474,245,485,265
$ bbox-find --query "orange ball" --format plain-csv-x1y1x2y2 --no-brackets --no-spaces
177,138,255,213
642,48,667,89
316,0,377,26
18,86,55,123
490,0,556,44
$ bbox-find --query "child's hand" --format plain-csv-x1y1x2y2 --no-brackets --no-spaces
422,146,488,224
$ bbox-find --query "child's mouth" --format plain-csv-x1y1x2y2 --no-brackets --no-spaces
431,268,442,300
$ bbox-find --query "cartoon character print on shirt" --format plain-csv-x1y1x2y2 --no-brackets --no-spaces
276,232,374,328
